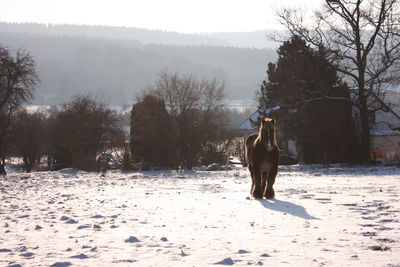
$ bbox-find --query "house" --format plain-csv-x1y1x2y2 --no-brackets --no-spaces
369,94,400,162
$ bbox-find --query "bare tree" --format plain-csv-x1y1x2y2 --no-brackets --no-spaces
277,0,400,162
10,109,47,172
149,72,227,169
52,95,125,170
0,46,38,110
0,45,39,166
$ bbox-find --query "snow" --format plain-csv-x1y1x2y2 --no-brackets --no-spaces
1,165,400,266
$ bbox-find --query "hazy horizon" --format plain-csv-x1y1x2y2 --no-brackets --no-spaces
0,20,274,36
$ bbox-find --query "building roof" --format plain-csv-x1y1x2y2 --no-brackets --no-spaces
238,106,280,131
369,94,400,136
238,96,400,136
238,110,259,131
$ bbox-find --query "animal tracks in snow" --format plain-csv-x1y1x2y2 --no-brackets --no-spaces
338,198,399,252
1,166,400,265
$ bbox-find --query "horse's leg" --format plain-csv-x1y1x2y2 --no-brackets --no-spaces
265,163,278,199
248,165,255,197
261,171,267,198
252,167,263,199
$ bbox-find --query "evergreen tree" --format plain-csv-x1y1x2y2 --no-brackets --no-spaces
256,36,359,163
130,94,174,168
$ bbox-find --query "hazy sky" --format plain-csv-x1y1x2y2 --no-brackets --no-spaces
0,0,323,33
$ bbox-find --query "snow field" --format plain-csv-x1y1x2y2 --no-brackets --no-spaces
0,166,400,266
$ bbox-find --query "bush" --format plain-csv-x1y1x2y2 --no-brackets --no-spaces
121,149,134,171
50,95,126,170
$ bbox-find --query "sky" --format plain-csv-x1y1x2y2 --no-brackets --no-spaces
0,0,323,33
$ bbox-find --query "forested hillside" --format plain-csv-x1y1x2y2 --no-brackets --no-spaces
0,23,276,104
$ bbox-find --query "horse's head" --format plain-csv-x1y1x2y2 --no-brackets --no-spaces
259,117,276,152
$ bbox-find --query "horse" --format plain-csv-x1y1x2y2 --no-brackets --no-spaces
245,117,279,199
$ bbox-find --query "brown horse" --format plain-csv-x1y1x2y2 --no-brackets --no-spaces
245,117,279,199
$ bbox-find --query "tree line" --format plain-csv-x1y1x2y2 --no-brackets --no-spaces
0,45,239,172
1,96,125,172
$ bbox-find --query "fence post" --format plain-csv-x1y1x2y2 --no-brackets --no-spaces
225,156,230,171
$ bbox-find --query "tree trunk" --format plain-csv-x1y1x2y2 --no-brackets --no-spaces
27,155,34,173
23,156,31,172
0,146,5,166
358,86,371,163
26,162,32,173
186,157,193,170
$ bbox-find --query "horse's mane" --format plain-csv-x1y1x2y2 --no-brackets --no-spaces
255,118,277,146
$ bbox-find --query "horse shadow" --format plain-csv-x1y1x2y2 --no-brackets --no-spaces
257,198,319,220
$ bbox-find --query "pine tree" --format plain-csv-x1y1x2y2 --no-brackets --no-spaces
130,94,175,168
256,36,360,163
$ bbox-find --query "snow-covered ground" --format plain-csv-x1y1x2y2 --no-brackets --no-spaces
1,165,400,266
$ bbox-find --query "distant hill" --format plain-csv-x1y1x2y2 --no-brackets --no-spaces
208,31,279,49
0,22,277,105
0,22,279,48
